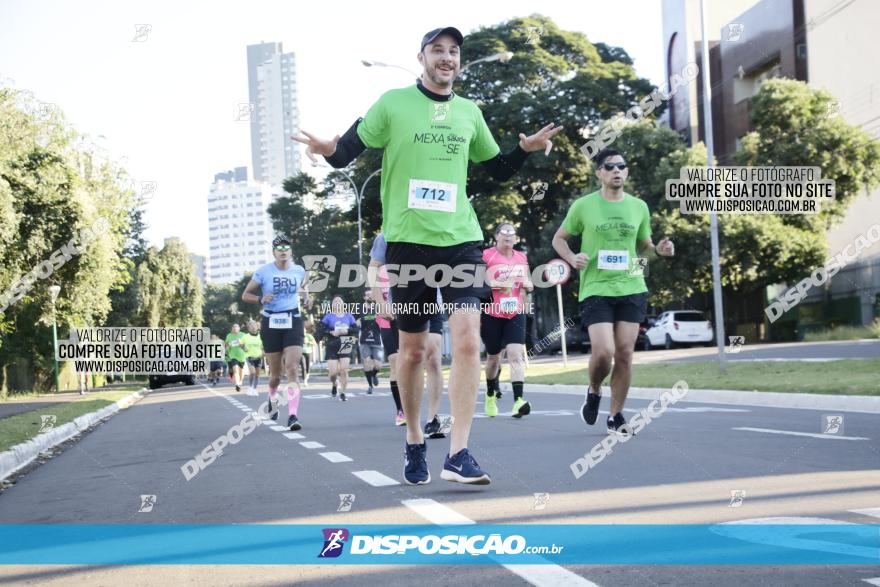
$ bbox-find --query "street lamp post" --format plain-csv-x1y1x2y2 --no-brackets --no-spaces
699,0,728,369
334,168,381,267
49,285,61,393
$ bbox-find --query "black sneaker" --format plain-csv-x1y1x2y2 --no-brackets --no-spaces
607,412,632,436
424,416,444,439
581,391,601,425
235,384,241,392
404,442,430,485
287,414,302,431
372,372,380,386
339,392,347,402
267,397,279,421
331,384,337,398
367,385,373,395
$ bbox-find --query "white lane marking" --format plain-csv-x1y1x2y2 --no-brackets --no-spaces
270,425,289,432
282,432,305,439
732,427,868,440
351,470,400,487
402,498,474,525
849,508,880,519
320,452,353,463
300,441,325,449
862,578,880,586
403,498,599,586
260,420,274,426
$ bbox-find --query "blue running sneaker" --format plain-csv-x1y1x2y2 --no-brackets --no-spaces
403,442,430,485
440,448,491,485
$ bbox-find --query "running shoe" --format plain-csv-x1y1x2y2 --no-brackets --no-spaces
287,414,302,431
581,391,601,425
372,372,380,386
395,410,406,426
440,448,491,485
339,392,347,402
235,384,241,393
267,396,279,421
367,384,373,395
331,384,337,398
512,398,531,418
403,442,430,485
607,412,632,436
484,394,498,417
424,415,444,439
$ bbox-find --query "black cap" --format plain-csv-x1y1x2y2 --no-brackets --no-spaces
421,27,464,51
272,234,291,248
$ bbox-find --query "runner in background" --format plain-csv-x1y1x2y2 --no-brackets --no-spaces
208,333,224,385
319,295,358,402
481,222,534,418
358,289,383,394
225,323,247,393
242,320,264,396
369,234,404,426
301,322,316,387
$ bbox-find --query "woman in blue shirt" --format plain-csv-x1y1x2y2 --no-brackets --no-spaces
242,234,311,431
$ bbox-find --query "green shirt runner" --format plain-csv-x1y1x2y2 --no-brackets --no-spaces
241,333,263,360
357,85,501,246
302,333,316,355
225,332,247,363
561,191,651,300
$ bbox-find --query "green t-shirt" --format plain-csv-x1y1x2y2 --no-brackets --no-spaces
561,191,651,300
241,333,263,359
357,85,500,246
225,332,247,362
302,333,316,355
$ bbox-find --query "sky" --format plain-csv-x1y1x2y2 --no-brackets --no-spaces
0,0,664,257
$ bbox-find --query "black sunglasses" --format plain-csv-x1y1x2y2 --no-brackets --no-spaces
602,162,628,171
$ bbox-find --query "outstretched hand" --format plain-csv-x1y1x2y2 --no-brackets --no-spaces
519,123,564,156
291,130,340,164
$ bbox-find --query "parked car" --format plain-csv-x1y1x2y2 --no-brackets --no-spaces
537,327,591,355
148,373,196,390
644,310,713,349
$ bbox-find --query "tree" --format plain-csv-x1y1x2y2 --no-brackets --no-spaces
0,87,134,391
132,239,203,327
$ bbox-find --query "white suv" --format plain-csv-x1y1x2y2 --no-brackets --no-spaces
645,310,713,349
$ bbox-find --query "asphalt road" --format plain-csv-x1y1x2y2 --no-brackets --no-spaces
0,374,878,586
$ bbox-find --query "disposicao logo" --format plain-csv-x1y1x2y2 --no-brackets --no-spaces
318,528,349,558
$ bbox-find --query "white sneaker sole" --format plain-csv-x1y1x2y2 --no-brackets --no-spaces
403,471,431,486
440,469,491,485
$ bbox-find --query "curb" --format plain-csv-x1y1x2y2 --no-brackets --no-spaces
0,388,149,482
500,383,880,414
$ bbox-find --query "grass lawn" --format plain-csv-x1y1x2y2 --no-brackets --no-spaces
519,359,880,395
0,385,143,453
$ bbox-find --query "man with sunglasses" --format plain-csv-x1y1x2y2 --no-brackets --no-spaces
552,148,674,435
242,234,312,431
295,26,562,485
481,222,534,418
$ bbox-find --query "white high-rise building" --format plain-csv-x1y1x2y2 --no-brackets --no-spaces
247,42,300,186
207,167,281,285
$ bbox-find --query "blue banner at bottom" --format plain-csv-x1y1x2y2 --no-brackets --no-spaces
0,524,877,565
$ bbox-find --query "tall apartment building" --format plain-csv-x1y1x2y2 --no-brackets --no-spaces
207,167,281,285
246,42,301,186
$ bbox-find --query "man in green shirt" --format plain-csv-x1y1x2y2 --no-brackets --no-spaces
294,26,561,486
225,323,248,393
241,320,264,396
552,148,674,435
